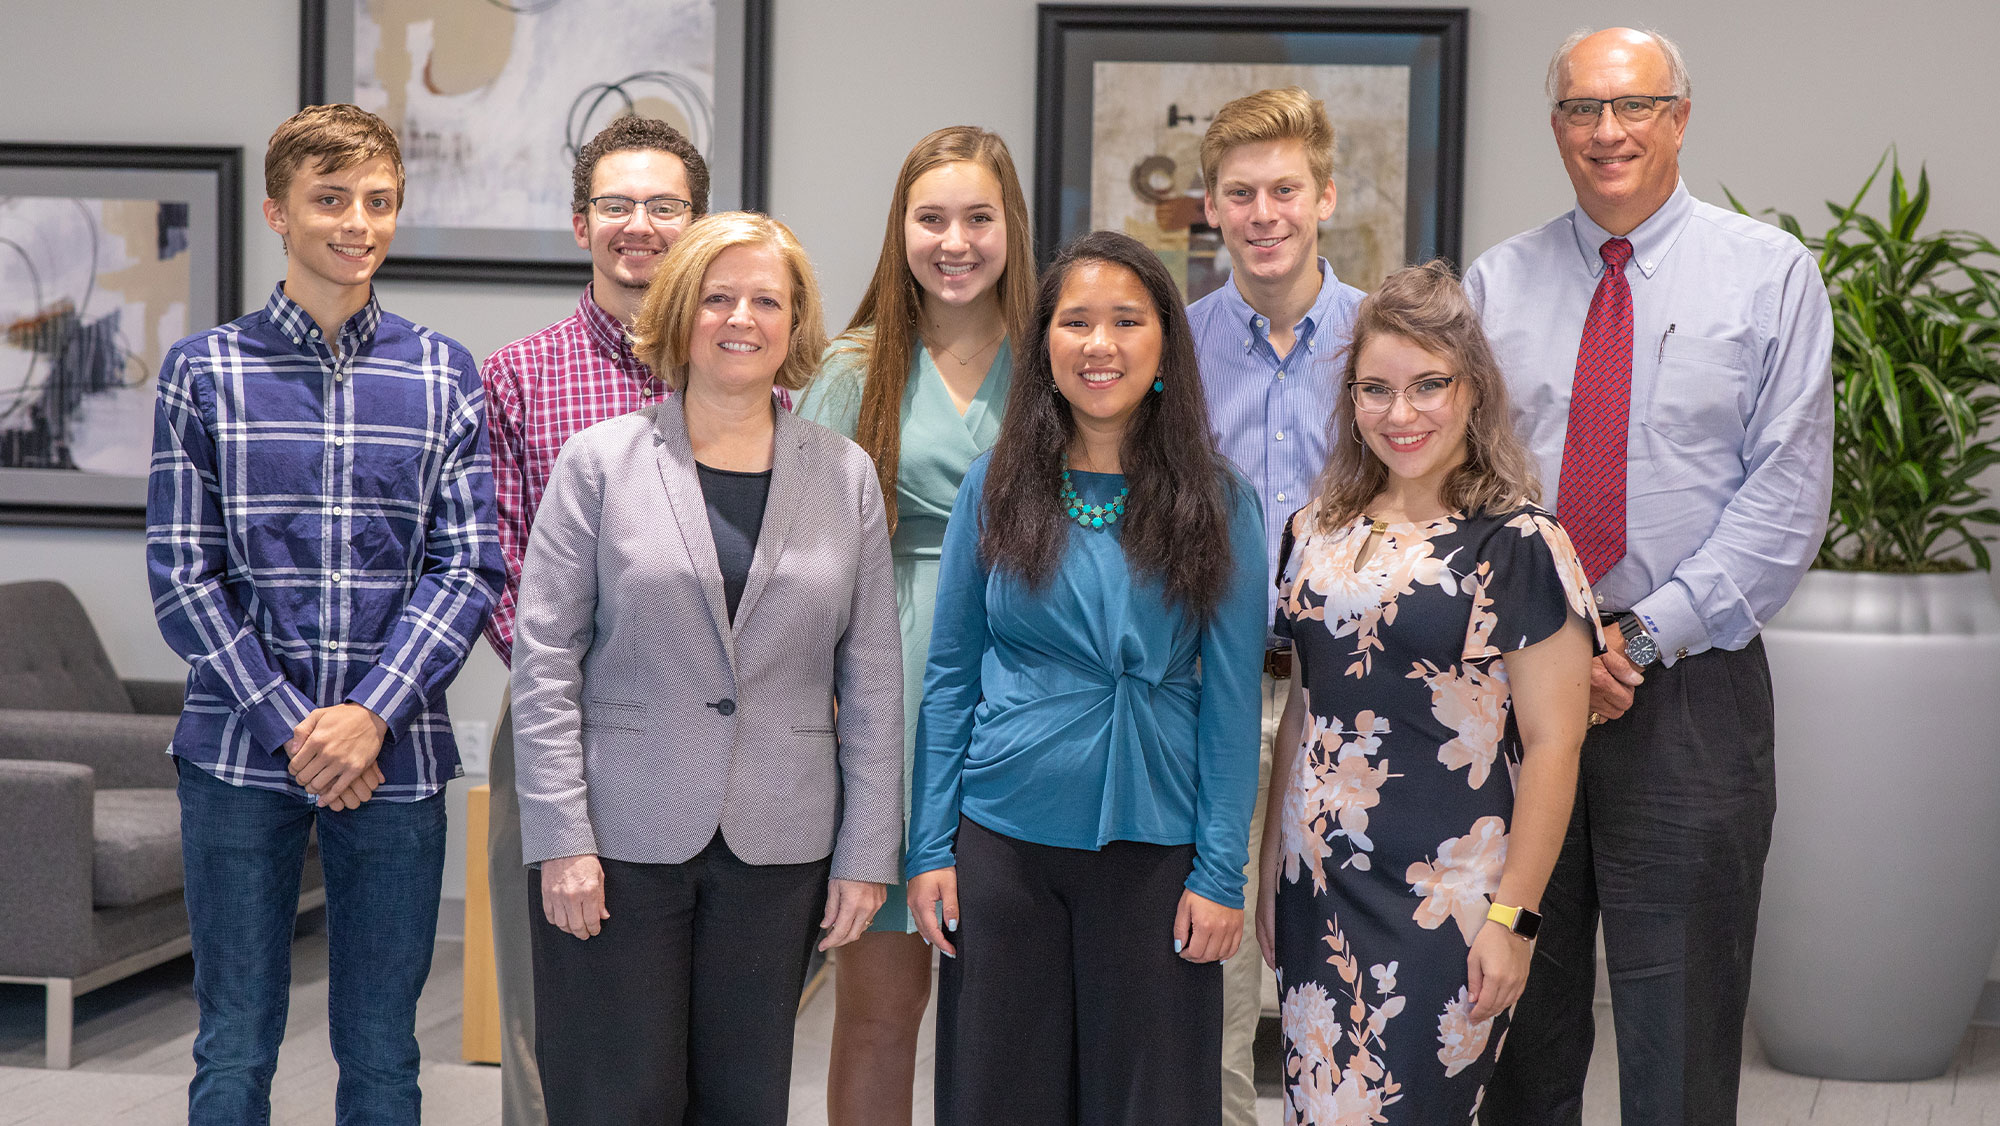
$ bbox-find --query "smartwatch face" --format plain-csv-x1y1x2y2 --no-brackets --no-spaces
1514,909,1541,940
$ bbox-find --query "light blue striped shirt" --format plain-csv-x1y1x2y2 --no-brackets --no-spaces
1463,183,1834,664
1189,261,1366,638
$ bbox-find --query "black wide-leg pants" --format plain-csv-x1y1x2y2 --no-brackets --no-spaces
529,831,829,1126
937,816,1223,1126
1482,638,1777,1126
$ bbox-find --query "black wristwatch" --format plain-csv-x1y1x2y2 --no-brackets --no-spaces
1614,613,1659,668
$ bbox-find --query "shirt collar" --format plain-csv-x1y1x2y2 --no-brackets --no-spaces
264,282,383,350
578,284,644,368
1217,257,1347,349
1570,180,1695,280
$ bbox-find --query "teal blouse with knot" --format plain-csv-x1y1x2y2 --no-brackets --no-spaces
905,453,1268,908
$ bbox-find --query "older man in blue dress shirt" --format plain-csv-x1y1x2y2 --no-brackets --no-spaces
1186,86,1366,1126
1464,28,1833,1126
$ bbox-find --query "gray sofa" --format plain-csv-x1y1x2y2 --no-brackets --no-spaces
0,580,322,1068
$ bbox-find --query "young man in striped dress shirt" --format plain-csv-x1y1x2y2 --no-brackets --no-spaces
147,105,502,1125
1185,86,1367,1126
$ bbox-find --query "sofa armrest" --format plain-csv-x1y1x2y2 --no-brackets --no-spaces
121,678,187,717
0,711,179,789
0,760,97,976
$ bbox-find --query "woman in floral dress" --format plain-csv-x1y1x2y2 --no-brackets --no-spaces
1253,262,1600,1124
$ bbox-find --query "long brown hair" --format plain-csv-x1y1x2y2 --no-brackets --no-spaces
841,126,1035,531
979,231,1237,623
1313,260,1542,531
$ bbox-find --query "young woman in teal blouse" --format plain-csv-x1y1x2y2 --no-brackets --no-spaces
907,231,1267,1124
793,125,1034,1126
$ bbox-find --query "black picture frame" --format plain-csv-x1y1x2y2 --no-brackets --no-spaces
301,0,772,285
0,143,242,529
1034,4,1467,298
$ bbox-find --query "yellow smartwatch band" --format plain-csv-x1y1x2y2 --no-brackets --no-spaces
1486,900,1541,939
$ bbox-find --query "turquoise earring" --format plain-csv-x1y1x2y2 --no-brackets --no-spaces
1152,378,1165,393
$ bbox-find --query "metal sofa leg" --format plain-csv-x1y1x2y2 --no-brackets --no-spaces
45,978,73,1069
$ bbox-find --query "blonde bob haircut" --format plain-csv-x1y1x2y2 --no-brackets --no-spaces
1198,86,1336,197
630,211,828,394
1312,260,1542,532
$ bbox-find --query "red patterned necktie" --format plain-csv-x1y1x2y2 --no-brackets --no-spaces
1558,237,1634,584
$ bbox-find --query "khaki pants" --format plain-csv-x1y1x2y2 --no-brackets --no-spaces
1219,672,1286,1126
487,695,548,1126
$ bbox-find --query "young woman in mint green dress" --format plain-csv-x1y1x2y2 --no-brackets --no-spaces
792,125,1034,1126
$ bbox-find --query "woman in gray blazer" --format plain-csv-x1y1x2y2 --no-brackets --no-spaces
510,211,904,1125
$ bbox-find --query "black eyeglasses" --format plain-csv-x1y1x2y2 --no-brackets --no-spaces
1555,94,1681,127
586,195,693,223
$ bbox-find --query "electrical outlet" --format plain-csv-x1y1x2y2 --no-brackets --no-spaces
455,719,493,776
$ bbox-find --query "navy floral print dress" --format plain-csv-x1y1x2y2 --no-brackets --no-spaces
1271,502,1599,1124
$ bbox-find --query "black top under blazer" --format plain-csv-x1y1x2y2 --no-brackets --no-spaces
511,395,904,883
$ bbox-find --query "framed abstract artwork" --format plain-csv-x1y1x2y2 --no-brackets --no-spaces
301,0,772,284
0,143,242,528
1034,4,1468,301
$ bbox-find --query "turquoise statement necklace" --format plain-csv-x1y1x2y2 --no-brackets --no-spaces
1060,457,1130,530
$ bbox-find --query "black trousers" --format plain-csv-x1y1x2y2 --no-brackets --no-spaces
937,817,1223,1126
1482,639,1776,1126
529,831,830,1126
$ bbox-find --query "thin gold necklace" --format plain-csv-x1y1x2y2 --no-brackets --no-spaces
923,327,1005,367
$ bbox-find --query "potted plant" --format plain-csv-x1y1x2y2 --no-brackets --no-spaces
1732,154,2000,1081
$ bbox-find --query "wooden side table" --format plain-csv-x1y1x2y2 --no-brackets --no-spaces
462,784,502,1064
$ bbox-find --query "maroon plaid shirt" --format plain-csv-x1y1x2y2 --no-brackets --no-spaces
482,287,792,663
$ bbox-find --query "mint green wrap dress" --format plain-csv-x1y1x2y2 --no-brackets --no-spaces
794,332,1012,932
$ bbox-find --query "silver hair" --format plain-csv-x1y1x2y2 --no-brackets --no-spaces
1545,27,1692,108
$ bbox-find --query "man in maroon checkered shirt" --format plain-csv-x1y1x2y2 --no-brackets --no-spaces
476,116,724,1126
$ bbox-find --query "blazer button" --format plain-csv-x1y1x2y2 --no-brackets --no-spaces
707,698,737,717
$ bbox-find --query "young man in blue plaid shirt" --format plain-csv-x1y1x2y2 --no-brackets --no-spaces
146,104,502,1125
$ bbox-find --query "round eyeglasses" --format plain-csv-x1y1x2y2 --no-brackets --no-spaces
1349,376,1458,413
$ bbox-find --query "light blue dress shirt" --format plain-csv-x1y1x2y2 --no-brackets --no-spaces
905,456,1268,908
1188,261,1366,638
1463,182,1834,664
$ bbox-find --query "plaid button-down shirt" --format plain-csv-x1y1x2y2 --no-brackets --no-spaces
146,284,503,800
480,285,789,664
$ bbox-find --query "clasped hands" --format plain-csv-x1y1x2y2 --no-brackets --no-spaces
285,702,389,809
1587,631,1645,724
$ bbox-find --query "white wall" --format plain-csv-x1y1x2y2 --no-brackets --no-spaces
4,0,1999,906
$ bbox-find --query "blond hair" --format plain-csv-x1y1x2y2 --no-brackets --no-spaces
629,212,827,394
1313,261,1542,531
265,104,404,210
1198,86,1335,195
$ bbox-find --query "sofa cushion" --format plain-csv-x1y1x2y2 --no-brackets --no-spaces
0,582,133,714
93,788,183,908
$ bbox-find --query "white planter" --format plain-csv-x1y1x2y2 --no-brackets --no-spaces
1750,569,2000,1080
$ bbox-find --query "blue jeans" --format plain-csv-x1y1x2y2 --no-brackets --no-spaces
176,756,447,1126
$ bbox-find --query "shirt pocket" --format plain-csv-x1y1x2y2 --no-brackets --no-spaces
1642,333,1753,448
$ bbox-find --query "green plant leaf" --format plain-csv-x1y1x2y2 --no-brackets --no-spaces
1772,149,2000,573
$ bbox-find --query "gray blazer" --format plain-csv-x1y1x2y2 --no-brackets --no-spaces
512,396,903,883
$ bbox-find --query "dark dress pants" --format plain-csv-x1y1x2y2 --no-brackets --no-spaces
937,816,1223,1126
1482,639,1776,1126
529,830,830,1126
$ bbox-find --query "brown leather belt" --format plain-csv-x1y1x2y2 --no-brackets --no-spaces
1264,647,1294,680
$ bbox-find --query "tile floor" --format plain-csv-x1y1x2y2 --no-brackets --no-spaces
4,933,1999,1125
